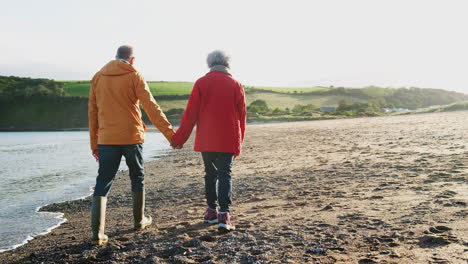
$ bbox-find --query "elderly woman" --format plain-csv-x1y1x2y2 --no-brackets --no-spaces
172,50,246,231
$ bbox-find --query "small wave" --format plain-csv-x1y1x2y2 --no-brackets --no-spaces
0,211,65,253
0,235,33,253
0,189,93,253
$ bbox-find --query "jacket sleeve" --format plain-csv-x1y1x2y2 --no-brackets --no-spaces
88,77,99,151
172,82,201,146
237,84,247,142
135,73,175,142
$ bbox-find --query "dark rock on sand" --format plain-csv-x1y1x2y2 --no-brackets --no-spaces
418,236,451,248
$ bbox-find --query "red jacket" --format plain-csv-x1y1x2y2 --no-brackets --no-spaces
172,71,246,155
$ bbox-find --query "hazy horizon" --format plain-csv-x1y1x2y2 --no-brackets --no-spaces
2,74,465,95
2,74,467,95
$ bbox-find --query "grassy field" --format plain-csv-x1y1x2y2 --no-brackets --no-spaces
62,81,91,97
246,91,364,109
62,81,194,97
6,77,466,130
63,81,340,97
249,86,397,97
147,82,193,95
62,81,368,110
408,100,468,114
443,101,468,111
157,100,188,111
248,86,331,93
360,86,396,97
160,93,366,111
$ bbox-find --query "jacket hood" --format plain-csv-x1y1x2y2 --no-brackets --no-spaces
99,60,136,76
209,65,231,76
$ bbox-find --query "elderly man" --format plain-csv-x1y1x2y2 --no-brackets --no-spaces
88,45,175,245
172,50,246,231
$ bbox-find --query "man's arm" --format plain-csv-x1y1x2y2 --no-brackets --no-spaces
134,73,175,142
172,82,201,146
88,77,99,154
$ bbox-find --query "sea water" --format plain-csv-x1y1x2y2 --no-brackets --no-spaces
0,131,169,252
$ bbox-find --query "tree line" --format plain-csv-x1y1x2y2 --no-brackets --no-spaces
0,76,65,101
246,86,468,113
2,75,467,129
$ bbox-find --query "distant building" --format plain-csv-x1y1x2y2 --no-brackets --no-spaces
320,107,336,112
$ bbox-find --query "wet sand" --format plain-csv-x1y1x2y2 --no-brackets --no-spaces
1,111,467,263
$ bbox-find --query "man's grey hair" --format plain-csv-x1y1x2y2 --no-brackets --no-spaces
207,50,231,68
116,45,134,60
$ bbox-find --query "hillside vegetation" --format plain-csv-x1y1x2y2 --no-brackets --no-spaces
62,81,468,110
0,76,65,100
1,75,468,130
409,101,468,114
63,81,193,97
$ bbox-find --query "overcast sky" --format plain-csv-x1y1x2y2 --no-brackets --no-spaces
1,0,467,93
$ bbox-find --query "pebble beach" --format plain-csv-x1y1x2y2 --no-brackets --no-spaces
1,111,467,264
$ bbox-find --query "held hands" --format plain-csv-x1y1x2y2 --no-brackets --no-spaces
170,142,183,149
92,149,99,162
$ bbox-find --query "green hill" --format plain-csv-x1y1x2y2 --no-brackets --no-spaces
2,76,468,130
61,80,468,110
61,81,90,97
61,81,368,109
245,89,364,109
60,82,383,109
1,75,65,100
443,101,468,111
249,86,331,93
410,101,468,114
62,81,193,97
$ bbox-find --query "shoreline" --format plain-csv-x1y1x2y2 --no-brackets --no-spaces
0,189,93,254
0,110,455,132
0,117,362,132
1,111,467,263
0,206,68,254
0,142,169,255
0,214,63,254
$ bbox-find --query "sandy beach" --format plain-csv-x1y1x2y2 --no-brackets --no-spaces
1,111,467,264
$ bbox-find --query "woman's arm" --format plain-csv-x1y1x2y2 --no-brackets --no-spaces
172,82,201,146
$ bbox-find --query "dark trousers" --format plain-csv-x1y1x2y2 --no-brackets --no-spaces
201,152,234,212
93,144,144,197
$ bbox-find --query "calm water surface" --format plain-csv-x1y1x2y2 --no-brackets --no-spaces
0,131,169,252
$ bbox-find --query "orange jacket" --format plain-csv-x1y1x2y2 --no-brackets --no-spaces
88,60,175,150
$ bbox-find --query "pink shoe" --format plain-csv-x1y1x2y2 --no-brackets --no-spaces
204,208,218,224
218,212,235,231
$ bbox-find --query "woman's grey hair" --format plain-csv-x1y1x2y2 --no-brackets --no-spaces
207,50,231,68
116,45,134,60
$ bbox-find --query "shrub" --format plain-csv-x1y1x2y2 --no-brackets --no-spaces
248,99,269,113
292,104,317,113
